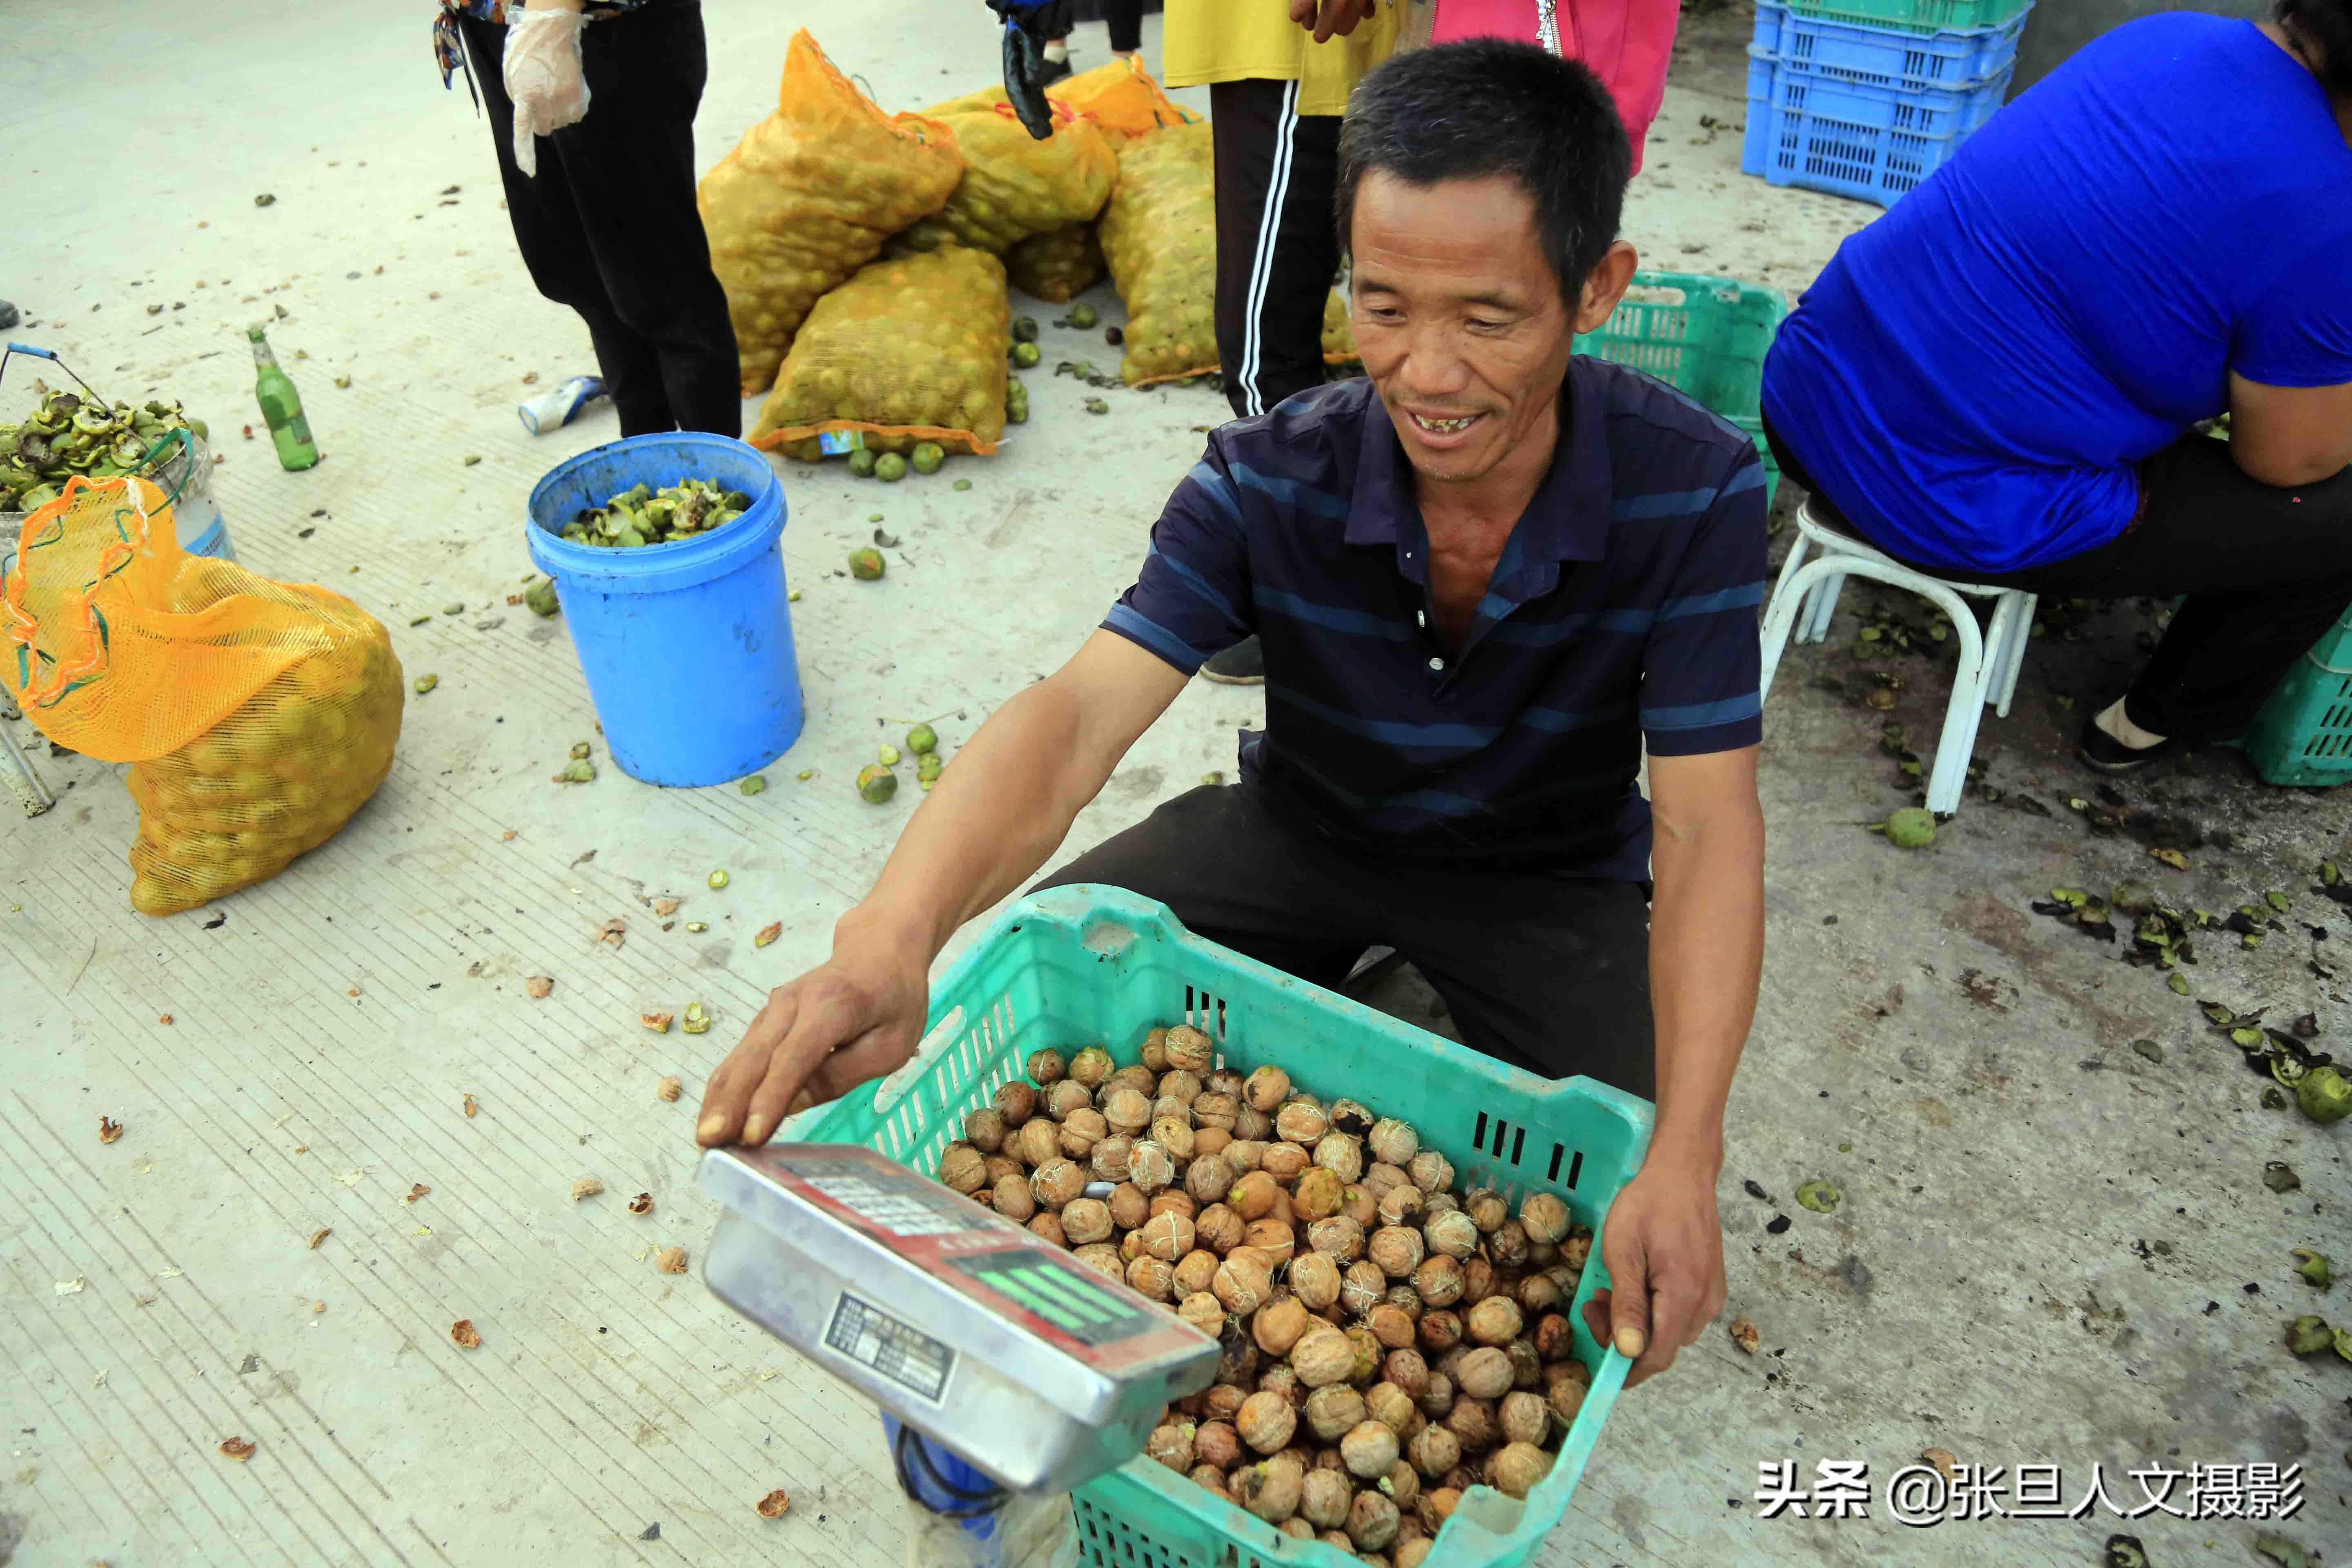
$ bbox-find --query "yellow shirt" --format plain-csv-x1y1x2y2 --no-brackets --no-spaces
1162,0,1403,116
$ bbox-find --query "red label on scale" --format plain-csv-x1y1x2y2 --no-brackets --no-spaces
752,1145,1213,1374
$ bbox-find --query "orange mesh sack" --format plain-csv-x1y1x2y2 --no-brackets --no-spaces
1046,57,1199,147
748,246,1012,460
2,477,403,916
698,30,964,394
1006,222,1104,304
892,95,1116,256
1098,120,1219,386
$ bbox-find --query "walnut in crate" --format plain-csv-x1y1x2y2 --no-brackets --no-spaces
930,1031,1594,1514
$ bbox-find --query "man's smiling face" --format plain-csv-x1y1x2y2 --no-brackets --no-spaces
1348,170,1631,488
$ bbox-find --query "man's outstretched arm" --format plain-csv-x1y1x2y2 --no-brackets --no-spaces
697,630,1189,1146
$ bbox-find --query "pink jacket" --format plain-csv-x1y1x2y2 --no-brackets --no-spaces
1428,0,1679,174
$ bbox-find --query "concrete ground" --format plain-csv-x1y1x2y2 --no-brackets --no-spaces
4,2,2346,1566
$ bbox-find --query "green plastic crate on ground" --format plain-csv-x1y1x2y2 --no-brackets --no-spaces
1576,271,1786,510
1782,0,2031,33
790,886,1653,1568
2242,638,2352,786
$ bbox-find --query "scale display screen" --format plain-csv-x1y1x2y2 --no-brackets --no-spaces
946,1250,1160,1349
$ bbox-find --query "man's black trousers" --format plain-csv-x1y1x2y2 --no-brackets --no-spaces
459,3,740,438
1210,79,1343,422
1034,784,1657,1100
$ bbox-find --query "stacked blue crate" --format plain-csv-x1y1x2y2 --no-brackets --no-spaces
1740,0,2034,206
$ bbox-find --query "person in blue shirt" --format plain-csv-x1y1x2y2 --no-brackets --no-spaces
697,42,1771,1390
1761,0,2352,773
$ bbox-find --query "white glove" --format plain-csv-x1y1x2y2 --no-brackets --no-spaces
505,7,591,178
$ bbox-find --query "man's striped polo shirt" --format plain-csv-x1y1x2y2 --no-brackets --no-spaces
1102,357,1768,882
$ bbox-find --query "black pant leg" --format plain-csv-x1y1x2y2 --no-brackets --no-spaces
1974,437,2352,740
1210,80,1343,421
547,1,742,437
1031,785,1372,989
1102,0,1145,52
1389,877,1657,1100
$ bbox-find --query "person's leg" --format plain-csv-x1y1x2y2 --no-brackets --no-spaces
1102,0,1145,55
1209,81,1344,421
1031,784,1372,988
545,1,742,437
1390,875,1657,1100
1977,437,2352,747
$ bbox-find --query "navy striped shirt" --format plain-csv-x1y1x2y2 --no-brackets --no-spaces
1103,359,1768,881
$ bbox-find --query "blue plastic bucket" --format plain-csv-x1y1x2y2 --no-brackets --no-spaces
526,432,802,787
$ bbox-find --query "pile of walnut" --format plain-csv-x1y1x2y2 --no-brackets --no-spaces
932,1024,1595,1567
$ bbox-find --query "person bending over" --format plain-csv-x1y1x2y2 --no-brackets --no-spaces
1762,0,2352,774
697,40,1768,1389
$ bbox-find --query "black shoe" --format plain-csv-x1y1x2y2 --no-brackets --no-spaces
1201,636,1265,685
1036,56,1074,87
2078,715,2177,774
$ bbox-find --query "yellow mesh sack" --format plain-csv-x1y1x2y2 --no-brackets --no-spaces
1324,287,1360,365
748,247,1012,460
1098,120,1219,387
1047,57,1199,147
2,477,403,916
892,95,1115,256
1006,222,1104,303
697,30,964,395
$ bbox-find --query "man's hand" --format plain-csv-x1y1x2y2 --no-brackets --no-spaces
695,931,931,1147
1287,0,1370,42
1579,1162,1726,1387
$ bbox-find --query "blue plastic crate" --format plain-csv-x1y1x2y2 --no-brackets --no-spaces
1752,0,2030,92
1741,52,2010,205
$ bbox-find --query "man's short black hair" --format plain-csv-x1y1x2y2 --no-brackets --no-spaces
1336,40,1631,305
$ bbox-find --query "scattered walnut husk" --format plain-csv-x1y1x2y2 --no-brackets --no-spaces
450,1319,483,1349
1729,1318,1761,1355
308,1228,330,1250
463,1093,479,1117
657,1075,682,1102
755,922,782,948
629,1192,655,1215
595,918,627,949
526,976,554,999
641,1011,675,1033
653,898,679,917
572,1177,605,1201
655,1246,689,1274
99,1116,123,1144
218,1437,256,1461
1921,1447,1958,1481
755,1488,792,1519
404,1183,431,1205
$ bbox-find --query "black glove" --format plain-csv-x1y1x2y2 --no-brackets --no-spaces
988,0,1072,139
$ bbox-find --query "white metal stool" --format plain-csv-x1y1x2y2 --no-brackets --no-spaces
1760,499,2036,816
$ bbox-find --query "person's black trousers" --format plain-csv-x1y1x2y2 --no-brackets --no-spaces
1033,783,1657,1099
1765,419,2352,743
459,3,739,438
1210,80,1343,421
1104,0,1145,53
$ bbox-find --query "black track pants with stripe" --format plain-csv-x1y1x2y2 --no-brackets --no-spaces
1211,78,1343,422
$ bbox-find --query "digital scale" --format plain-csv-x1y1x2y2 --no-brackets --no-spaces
697,1143,1222,1566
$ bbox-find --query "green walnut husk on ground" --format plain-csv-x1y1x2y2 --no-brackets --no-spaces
739,775,767,796
1011,316,1040,343
911,441,945,475
874,452,908,483
2296,1065,2351,1124
559,477,752,549
1011,341,1042,370
553,758,595,783
524,575,561,617
846,447,878,477
570,741,592,760
917,750,943,781
1869,806,1935,848
849,546,886,580
858,764,898,803
0,391,209,510
2265,1161,2302,1193
878,742,902,766
2285,1314,2334,1355
1004,380,1030,424
1069,302,1099,330
2293,1249,2332,1287
413,674,439,695
682,1000,711,1036
1795,1179,1840,1213
906,723,938,755
708,869,730,889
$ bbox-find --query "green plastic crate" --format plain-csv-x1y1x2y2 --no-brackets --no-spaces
2241,630,2352,786
791,886,1653,1568
1575,271,1788,509
1782,0,2031,34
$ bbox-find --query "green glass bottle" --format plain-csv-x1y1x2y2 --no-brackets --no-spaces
247,324,319,471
